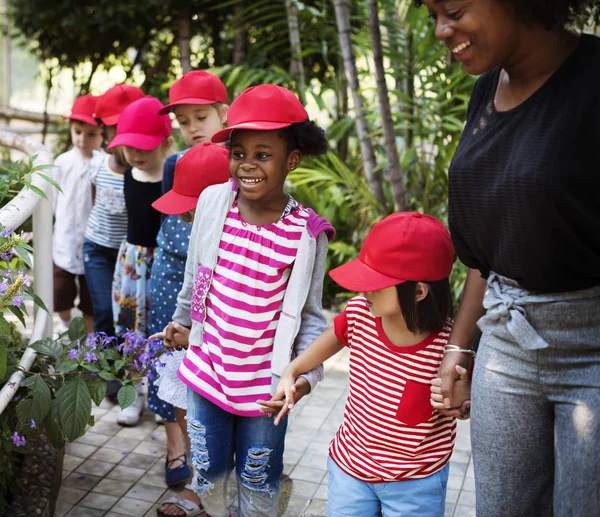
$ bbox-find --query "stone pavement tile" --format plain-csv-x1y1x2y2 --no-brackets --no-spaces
143,504,164,517
57,486,87,505
304,497,327,516
298,415,328,430
110,496,154,516
451,448,471,465
446,488,460,505
62,472,102,491
281,495,311,517
106,465,146,483
62,469,72,480
92,478,134,497
90,446,129,464
283,448,303,465
449,460,468,477
104,435,142,452
457,489,476,507
65,442,98,459
462,475,475,493
313,483,328,500
140,472,167,488
453,505,476,517
89,421,122,436
445,503,456,516
65,506,105,517
125,482,167,503
297,451,327,470
63,454,85,472
289,465,326,484
75,431,110,447
312,429,336,445
120,452,159,470
116,425,153,441
77,458,115,476
289,479,320,498
91,406,108,418
78,491,120,510
99,398,117,410
447,473,465,491
133,439,166,457
465,461,475,479
54,500,73,517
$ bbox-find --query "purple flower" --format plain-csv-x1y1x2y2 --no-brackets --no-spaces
84,351,98,363
11,432,26,447
0,250,13,261
12,395,20,402
13,296,24,308
68,349,79,360
0,226,13,238
77,473,86,479
0,279,9,294
30,419,36,429
18,273,32,287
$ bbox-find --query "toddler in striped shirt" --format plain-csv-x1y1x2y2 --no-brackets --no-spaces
262,212,471,517
161,84,335,517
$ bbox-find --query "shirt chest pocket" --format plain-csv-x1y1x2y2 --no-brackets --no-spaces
190,265,212,324
395,379,434,427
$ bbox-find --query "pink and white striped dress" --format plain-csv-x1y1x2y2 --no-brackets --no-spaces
177,198,309,416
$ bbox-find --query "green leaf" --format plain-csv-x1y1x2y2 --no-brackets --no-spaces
117,384,136,410
27,183,47,199
34,172,62,193
16,374,52,424
114,359,125,373
7,305,26,327
98,371,117,381
68,317,88,342
82,363,99,373
0,316,12,335
104,348,121,361
24,287,48,313
57,375,92,441
13,244,32,268
86,379,107,407
0,343,6,380
30,339,63,362
43,410,65,449
55,359,79,373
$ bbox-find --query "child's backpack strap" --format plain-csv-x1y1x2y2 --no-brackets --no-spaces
306,209,335,241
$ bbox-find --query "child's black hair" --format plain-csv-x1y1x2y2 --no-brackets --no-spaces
396,279,453,333
279,120,328,156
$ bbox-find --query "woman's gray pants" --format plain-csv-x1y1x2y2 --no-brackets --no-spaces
472,273,600,517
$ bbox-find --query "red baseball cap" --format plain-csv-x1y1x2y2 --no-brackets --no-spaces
211,84,308,143
158,70,228,115
152,142,230,215
107,96,172,151
94,84,145,126
329,212,455,292
65,94,99,126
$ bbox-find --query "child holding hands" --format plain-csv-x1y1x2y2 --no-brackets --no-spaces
164,84,334,517
261,212,471,517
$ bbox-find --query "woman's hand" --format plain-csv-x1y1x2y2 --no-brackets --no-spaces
148,322,190,350
431,364,471,419
437,352,472,409
257,369,308,426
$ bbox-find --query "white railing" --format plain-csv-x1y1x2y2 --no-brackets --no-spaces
0,130,54,414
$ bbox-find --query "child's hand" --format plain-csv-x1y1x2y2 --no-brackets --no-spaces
256,371,308,426
148,322,190,351
431,365,471,419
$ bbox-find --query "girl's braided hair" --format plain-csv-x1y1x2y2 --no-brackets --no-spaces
413,0,594,30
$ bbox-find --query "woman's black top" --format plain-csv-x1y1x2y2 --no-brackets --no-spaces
448,34,600,293
124,168,162,248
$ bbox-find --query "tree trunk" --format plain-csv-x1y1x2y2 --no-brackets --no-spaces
178,6,192,73
333,0,386,207
232,3,246,65
284,0,306,92
80,57,101,96
367,0,407,211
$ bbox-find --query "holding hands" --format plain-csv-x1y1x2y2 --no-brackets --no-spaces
148,321,190,351
257,370,311,425
430,363,472,420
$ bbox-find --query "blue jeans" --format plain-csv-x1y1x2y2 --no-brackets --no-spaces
187,390,287,517
326,457,449,517
83,238,119,336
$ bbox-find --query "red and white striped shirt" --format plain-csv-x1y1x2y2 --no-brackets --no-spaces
178,200,309,416
330,296,455,482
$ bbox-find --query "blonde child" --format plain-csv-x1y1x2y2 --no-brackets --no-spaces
107,95,173,425
261,213,470,517
52,94,103,334
151,142,230,517
161,84,334,517
146,72,228,500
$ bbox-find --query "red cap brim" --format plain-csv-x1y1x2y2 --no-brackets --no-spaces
211,121,294,143
107,133,165,151
329,258,405,292
151,190,198,215
97,113,120,126
158,98,220,115
64,114,99,126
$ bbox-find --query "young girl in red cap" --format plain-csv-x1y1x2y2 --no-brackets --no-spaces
106,95,173,425
261,212,471,517
146,72,229,501
159,84,334,517
52,94,103,335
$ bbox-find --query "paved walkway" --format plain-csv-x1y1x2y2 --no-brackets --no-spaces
14,309,476,516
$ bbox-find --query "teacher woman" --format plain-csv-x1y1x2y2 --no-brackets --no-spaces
420,0,600,516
